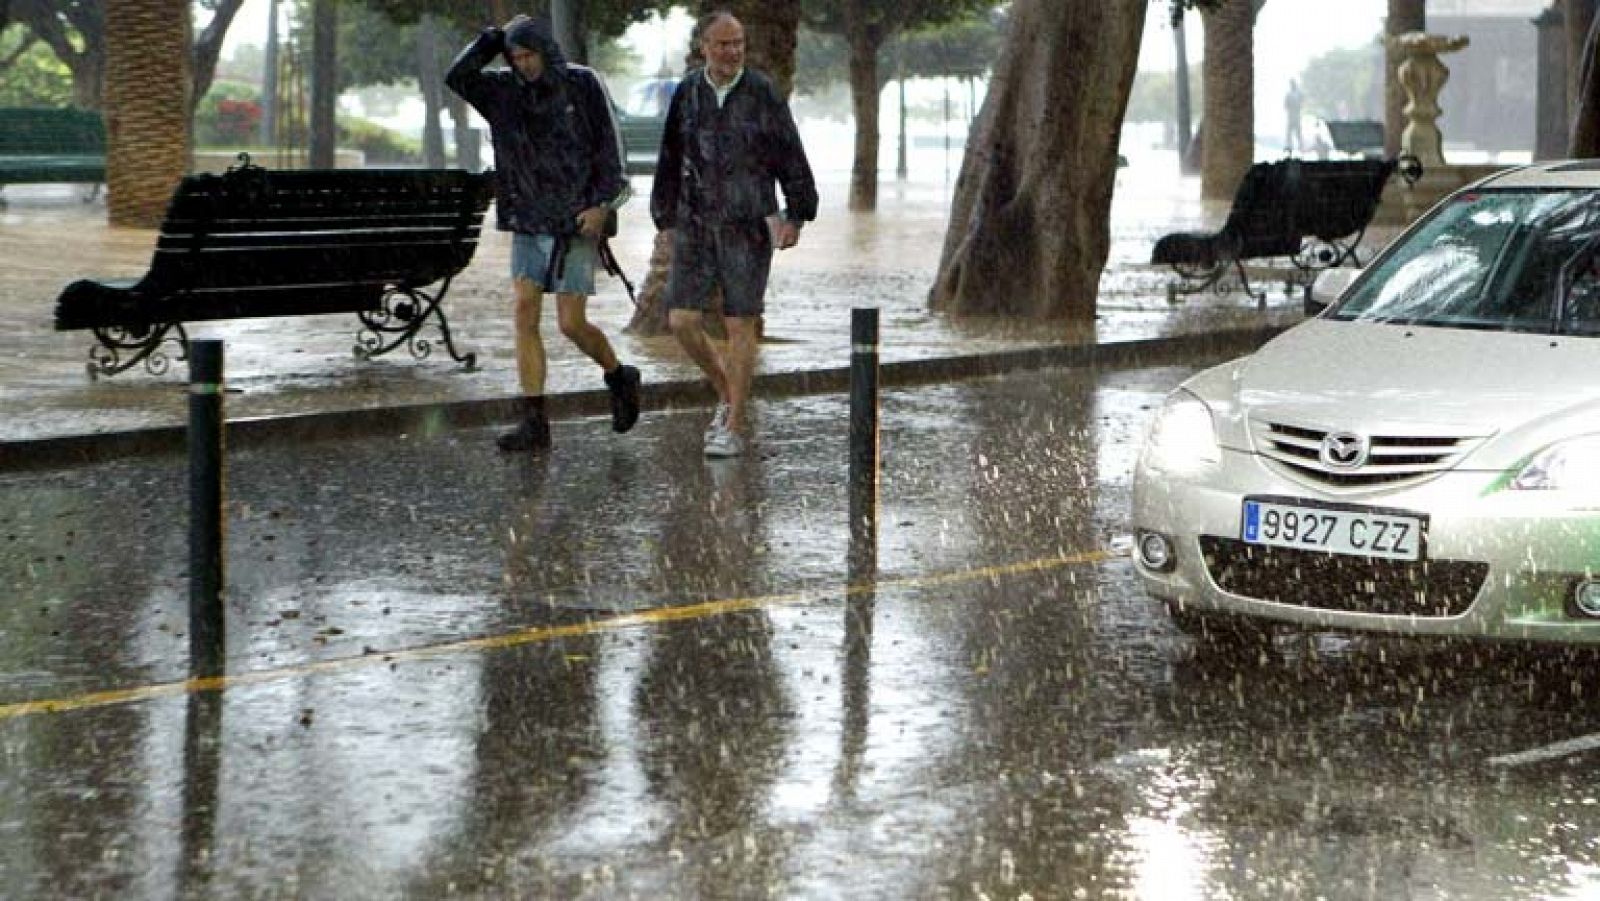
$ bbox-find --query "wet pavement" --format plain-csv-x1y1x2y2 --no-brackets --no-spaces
0,164,1323,449
7,364,1600,899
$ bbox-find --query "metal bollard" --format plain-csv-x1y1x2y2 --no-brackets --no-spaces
849,308,880,569
188,340,226,677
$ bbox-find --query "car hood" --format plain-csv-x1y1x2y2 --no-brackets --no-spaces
1209,320,1600,465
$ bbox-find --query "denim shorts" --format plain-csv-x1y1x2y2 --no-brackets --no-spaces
665,220,774,317
510,232,597,295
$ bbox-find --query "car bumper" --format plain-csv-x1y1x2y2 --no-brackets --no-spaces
1132,449,1600,643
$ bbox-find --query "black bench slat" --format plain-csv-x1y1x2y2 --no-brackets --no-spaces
54,162,494,377
154,226,482,251
161,213,478,234
164,194,484,221
56,281,386,329
147,243,472,291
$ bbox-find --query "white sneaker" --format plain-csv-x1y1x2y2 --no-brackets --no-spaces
703,425,745,458
704,402,730,444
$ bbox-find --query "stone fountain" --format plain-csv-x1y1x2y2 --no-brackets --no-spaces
1378,32,1511,225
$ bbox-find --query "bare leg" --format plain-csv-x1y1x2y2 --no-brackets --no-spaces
512,277,546,395
723,315,760,432
555,292,619,372
669,308,730,401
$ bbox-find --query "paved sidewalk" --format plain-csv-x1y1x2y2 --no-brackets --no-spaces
0,162,1354,459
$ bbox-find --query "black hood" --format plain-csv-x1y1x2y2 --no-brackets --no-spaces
503,16,567,74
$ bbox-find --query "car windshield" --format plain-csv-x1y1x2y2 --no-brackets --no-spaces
1332,187,1600,335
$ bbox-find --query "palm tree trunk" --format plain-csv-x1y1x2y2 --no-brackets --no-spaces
104,0,192,228
1200,0,1256,202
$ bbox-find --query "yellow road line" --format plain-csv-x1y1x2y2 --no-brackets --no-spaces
0,549,1115,722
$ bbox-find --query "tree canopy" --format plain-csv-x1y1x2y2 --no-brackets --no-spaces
803,0,1001,210
2,0,245,109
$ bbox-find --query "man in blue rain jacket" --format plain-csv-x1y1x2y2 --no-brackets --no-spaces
447,15,641,453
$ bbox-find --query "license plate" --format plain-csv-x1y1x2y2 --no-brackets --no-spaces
1241,498,1425,561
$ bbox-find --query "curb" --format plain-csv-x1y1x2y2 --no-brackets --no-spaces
0,324,1290,473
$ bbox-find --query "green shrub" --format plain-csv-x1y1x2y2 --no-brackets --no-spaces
339,117,421,165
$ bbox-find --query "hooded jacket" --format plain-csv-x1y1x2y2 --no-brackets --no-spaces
650,67,817,232
445,19,628,237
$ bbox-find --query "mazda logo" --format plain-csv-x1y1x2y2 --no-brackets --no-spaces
1320,431,1370,470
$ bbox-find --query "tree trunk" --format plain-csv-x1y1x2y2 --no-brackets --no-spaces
308,0,338,169
72,51,105,111
447,92,475,169
845,26,880,212
260,0,280,145
897,66,908,181
192,0,247,109
1174,11,1194,171
929,0,1147,320
1569,0,1597,123
627,0,802,336
1572,9,1600,155
1385,0,1425,157
1199,1,1255,202
104,0,192,228
417,15,447,169
551,0,586,65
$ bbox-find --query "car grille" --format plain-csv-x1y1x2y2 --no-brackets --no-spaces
1249,419,1485,489
1199,537,1490,617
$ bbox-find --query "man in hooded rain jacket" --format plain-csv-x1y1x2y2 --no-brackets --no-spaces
447,15,641,453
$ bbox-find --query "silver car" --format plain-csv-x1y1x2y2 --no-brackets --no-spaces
1132,161,1600,645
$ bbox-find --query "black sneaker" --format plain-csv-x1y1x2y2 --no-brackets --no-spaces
604,364,642,433
497,411,551,452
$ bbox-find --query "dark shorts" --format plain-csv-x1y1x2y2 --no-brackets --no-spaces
665,219,774,318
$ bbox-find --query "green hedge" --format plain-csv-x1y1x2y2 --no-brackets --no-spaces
339,117,421,165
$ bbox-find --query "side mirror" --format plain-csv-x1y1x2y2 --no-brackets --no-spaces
1306,267,1361,316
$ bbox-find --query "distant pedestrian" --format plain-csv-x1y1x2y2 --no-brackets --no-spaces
1285,78,1304,155
651,11,818,458
446,15,641,454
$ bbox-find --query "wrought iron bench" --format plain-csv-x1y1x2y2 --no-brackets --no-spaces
55,157,493,378
0,107,107,199
1150,156,1421,304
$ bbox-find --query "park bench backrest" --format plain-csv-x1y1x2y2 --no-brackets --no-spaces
1325,119,1385,159
1224,159,1396,259
1223,161,1304,259
1290,158,1396,242
0,107,106,156
135,166,493,322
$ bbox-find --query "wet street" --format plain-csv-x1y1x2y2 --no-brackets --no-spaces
6,359,1600,899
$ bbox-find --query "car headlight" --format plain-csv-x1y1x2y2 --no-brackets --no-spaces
1143,391,1221,474
1511,434,1600,496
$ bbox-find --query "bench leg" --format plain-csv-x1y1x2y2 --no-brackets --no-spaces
86,322,190,379
354,282,477,370
1233,260,1267,308
1164,260,1227,303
